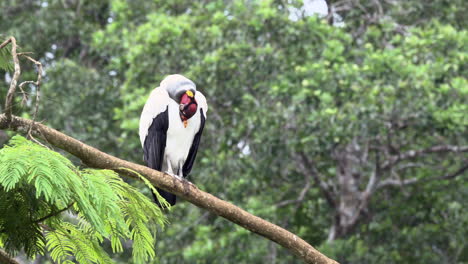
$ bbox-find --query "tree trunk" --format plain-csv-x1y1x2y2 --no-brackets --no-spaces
328,142,369,241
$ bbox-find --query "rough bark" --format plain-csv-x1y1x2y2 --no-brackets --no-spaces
329,143,365,241
0,114,338,264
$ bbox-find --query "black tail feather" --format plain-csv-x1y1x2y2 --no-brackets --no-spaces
153,188,176,208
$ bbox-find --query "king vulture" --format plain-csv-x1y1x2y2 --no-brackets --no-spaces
139,74,208,207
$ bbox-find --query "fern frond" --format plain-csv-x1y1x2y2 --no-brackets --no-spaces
118,167,170,209
0,144,29,191
113,175,167,262
0,136,167,263
47,222,113,264
0,44,14,71
79,170,128,236
0,187,49,257
46,229,74,263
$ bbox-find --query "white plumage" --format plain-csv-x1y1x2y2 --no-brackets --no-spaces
163,94,202,174
139,87,170,146
139,74,207,206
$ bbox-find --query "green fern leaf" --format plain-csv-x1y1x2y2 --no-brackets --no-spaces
1,135,167,263
0,44,14,71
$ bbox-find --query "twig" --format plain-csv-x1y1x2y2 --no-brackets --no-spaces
33,203,74,224
377,161,468,189
432,162,468,181
278,172,312,229
18,80,33,105
298,152,336,208
16,52,33,55
0,38,13,49
1,37,43,136
19,54,42,138
1,37,21,122
276,174,311,208
382,145,468,170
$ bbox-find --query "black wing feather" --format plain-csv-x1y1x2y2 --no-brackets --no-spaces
143,106,168,170
143,107,176,206
182,108,206,177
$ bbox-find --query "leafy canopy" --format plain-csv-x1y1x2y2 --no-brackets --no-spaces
0,135,168,263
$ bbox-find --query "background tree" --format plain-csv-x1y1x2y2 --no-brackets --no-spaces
1,0,467,263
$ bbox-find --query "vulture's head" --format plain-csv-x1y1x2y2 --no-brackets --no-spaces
160,74,198,121
179,90,198,120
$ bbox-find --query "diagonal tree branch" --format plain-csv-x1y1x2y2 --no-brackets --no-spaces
377,161,468,189
33,202,74,224
364,149,381,195
1,37,21,122
19,55,42,125
276,171,312,230
0,114,337,264
276,173,311,208
381,145,468,170
432,162,468,181
298,152,337,208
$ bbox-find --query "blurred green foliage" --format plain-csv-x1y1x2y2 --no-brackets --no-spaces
1,0,467,263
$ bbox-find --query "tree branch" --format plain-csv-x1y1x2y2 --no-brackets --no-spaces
364,149,381,195
377,161,468,189
0,248,20,264
0,38,13,49
298,152,337,208
33,203,74,224
276,174,311,208
1,37,21,122
0,114,337,264
382,145,468,170
278,173,311,229
19,54,42,137
324,0,334,25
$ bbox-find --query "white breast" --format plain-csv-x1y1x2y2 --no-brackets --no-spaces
164,100,201,172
